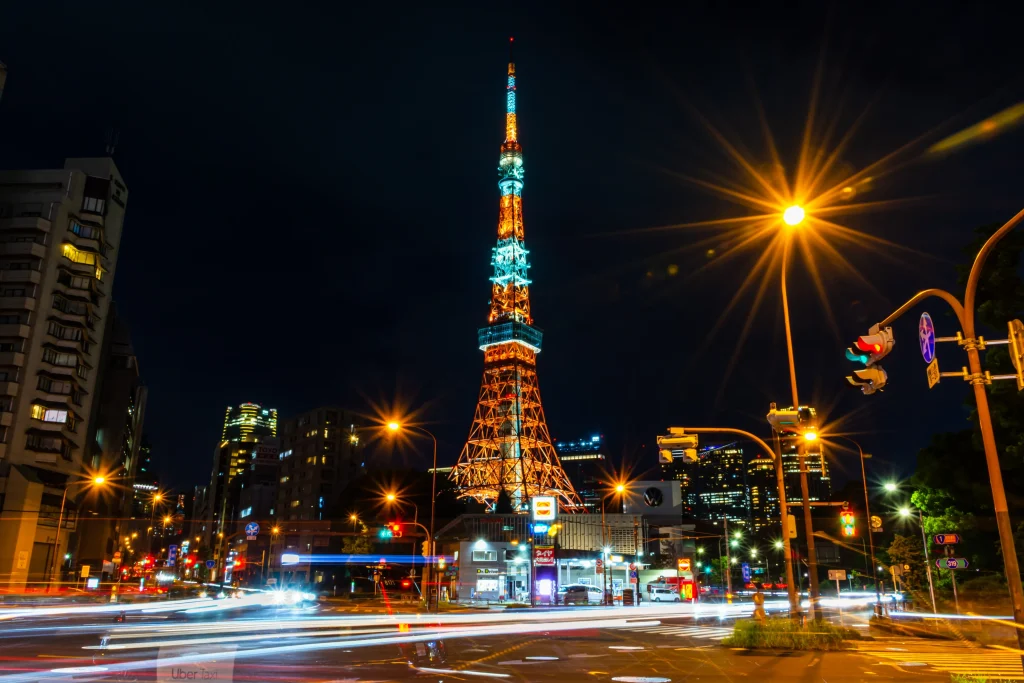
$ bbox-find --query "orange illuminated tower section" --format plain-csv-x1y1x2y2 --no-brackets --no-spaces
451,39,582,512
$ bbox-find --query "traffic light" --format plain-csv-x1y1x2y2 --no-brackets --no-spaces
378,526,393,539
766,406,817,435
388,522,403,538
846,367,888,395
657,429,698,463
438,556,447,570
845,325,893,394
840,509,856,537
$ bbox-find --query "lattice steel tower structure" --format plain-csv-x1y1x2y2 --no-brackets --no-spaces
451,39,582,512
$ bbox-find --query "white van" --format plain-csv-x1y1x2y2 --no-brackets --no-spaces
649,585,680,602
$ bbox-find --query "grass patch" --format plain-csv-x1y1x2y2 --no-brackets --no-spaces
722,619,856,650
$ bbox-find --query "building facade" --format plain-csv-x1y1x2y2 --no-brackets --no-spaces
780,440,831,504
0,157,128,587
275,406,361,523
76,305,147,574
554,435,607,513
222,402,277,442
746,456,778,530
696,443,749,524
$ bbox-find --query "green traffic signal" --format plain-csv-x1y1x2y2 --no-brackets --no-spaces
845,348,870,365
378,528,393,539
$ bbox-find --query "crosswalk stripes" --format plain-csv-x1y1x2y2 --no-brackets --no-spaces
856,646,1024,679
626,624,733,641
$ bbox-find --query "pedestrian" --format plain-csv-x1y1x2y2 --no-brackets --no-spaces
752,584,766,624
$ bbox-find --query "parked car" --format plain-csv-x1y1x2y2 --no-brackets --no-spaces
559,584,602,605
649,585,680,602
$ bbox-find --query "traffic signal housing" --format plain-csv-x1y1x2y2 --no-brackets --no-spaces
840,508,856,537
388,523,403,538
657,428,698,463
846,325,893,394
766,406,817,435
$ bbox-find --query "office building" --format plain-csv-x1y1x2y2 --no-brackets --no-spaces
696,443,749,523
275,406,362,523
0,157,128,587
205,402,277,543
554,434,607,513
780,440,831,504
222,403,277,442
746,456,779,530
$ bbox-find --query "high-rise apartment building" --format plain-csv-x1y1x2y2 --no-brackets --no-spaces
696,443,749,523
222,403,277,442
746,456,778,530
554,435,607,513
276,407,361,523
781,440,831,504
0,157,128,587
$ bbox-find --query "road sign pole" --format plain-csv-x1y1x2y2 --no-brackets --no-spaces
916,509,938,613
947,545,960,615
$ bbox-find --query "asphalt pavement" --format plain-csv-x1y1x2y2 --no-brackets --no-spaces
0,600,1018,682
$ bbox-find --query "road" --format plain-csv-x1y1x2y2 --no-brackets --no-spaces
0,598,1018,682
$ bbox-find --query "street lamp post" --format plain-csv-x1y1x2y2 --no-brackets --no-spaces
387,422,439,611
600,483,626,605
831,435,882,614
778,208,823,620
899,506,937,613
871,207,1024,663
674,427,799,615
49,475,107,591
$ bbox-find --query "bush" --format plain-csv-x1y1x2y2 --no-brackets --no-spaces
957,575,1006,595
722,619,853,650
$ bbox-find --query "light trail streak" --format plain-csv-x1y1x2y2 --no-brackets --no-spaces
0,615,666,683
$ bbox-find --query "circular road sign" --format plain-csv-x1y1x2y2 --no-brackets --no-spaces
919,312,936,363
244,522,260,537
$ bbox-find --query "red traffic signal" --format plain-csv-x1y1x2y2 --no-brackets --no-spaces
388,523,403,538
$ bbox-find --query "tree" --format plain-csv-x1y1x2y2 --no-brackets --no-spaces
341,534,372,555
495,489,515,514
885,534,926,594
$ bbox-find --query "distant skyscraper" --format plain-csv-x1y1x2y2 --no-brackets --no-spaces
746,456,778,530
222,403,277,442
659,447,698,517
781,441,831,504
697,443,749,523
555,435,607,513
0,157,129,587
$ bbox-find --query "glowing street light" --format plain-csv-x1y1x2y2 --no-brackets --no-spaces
774,540,784,550
884,482,898,492
614,483,625,494
387,421,400,432
730,557,738,565
783,205,806,226
803,430,818,442
734,531,742,540
697,546,705,555
385,492,397,503
898,506,911,517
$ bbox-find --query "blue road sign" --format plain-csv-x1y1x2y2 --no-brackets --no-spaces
938,557,969,570
920,312,936,363
167,545,178,567
934,533,961,545
244,522,260,537
206,560,216,569
741,562,751,582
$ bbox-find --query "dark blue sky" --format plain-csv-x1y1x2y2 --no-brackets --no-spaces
1,3,1022,492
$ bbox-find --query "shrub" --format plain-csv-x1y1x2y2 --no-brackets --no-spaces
722,618,853,650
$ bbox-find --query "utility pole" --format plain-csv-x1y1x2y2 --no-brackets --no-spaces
797,440,822,620
723,517,732,595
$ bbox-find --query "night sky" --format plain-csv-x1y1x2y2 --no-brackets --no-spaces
1,4,1022,493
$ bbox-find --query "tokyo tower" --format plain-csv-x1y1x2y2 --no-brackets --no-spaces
450,39,582,512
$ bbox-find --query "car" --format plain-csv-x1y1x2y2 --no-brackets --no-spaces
649,585,680,602
559,584,602,605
